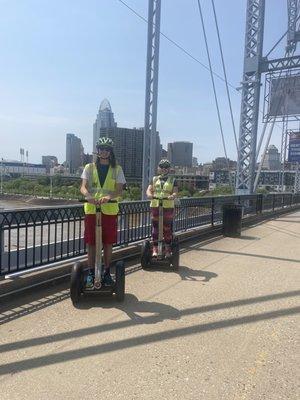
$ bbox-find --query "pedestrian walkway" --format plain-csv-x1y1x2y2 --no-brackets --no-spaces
1,211,299,400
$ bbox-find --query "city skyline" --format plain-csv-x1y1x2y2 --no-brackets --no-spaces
0,1,291,165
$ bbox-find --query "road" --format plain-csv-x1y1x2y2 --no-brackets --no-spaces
0,211,299,399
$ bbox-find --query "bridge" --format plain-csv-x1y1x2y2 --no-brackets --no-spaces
1,204,299,399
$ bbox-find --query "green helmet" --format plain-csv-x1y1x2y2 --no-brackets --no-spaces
96,137,114,149
158,158,171,169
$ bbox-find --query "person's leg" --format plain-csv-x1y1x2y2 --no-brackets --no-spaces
163,208,174,256
102,214,117,284
87,245,95,269
103,244,113,270
84,214,96,286
151,207,159,255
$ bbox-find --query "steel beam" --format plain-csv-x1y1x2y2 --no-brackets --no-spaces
287,0,298,51
236,0,265,194
142,0,161,199
260,54,300,72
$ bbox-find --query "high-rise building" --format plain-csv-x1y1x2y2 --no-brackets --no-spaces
93,99,117,151
66,133,84,174
167,141,193,167
192,157,198,167
42,155,58,173
261,145,281,170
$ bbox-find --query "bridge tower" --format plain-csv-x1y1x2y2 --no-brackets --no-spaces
236,0,300,194
142,0,161,199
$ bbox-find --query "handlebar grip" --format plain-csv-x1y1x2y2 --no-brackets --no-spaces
78,198,118,203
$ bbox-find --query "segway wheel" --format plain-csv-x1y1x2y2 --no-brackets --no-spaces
70,262,84,306
171,239,180,271
115,260,125,302
141,240,151,269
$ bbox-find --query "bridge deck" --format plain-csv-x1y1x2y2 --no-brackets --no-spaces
1,211,299,400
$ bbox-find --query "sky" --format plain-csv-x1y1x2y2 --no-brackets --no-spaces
0,0,293,165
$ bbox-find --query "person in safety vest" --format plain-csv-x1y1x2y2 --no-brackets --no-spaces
80,137,126,286
146,159,178,257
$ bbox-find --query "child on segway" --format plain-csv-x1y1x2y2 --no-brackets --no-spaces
80,137,126,288
146,159,178,258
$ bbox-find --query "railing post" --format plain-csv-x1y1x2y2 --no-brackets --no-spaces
272,194,275,211
211,198,215,226
256,194,263,214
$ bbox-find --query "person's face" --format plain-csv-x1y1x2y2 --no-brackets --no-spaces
97,146,111,159
159,167,169,175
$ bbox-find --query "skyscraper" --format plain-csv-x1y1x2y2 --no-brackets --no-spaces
261,145,281,170
168,141,193,167
93,99,117,151
66,133,84,174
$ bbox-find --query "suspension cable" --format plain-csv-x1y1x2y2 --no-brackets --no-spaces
117,0,237,91
196,0,231,176
211,0,238,154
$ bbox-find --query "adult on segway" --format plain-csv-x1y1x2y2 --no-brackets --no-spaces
143,159,179,268
80,137,126,288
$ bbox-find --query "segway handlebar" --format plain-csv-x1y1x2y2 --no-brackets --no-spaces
152,196,172,200
78,198,118,203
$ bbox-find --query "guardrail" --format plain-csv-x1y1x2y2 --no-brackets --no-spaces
1,193,299,277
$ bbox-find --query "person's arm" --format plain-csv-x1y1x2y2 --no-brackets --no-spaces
80,179,97,204
168,180,178,200
146,184,154,199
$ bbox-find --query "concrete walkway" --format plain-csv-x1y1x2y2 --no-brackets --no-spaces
0,211,299,400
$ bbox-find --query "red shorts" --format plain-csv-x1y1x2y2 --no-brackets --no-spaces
84,214,117,245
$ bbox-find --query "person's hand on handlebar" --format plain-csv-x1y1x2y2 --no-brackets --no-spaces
99,195,112,204
167,194,176,200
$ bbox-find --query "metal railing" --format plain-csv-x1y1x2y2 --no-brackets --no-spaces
1,193,299,277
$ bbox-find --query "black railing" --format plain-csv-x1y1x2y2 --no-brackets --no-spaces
1,193,299,276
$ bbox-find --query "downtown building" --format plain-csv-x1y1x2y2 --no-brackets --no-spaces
66,133,84,174
167,141,193,168
93,99,117,151
93,99,161,183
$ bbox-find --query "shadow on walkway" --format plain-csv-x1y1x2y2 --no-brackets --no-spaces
176,265,218,282
1,301,299,376
77,293,180,324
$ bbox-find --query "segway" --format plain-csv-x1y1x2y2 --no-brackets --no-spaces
141,197,180,270
70,199,125,306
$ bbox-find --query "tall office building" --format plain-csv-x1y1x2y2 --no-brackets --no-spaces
168,141,193,167
66,133,84,174
261,145,281,170
99,127,161,183
93,99,117,151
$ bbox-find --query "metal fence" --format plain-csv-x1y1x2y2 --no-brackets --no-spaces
1,193,299,277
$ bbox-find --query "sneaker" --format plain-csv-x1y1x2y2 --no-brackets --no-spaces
103,270,115,286
152,247,158,257
85,272,94,289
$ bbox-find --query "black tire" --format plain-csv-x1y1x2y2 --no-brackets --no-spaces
171,239,180,271
70,262,84,306
115,260,125,302
141,240,151,269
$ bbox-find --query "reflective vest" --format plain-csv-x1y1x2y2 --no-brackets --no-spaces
83,163,121,215
150,175,175,208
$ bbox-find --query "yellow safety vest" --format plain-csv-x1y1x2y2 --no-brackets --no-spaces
150,175,175,208
83,163,121,215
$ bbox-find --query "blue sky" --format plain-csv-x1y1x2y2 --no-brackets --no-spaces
0,0,291,164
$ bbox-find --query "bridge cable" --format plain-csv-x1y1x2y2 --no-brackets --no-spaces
196,0,232,184
211,0,238,154
117,0,237,91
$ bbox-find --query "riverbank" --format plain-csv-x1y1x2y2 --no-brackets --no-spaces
0,194,77,210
